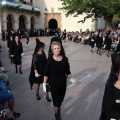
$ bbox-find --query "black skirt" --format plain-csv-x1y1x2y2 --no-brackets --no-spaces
13,55,22,65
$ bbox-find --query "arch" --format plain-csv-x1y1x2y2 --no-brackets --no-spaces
30,16,35,29
19,15,27,29
48,19,58,29
7,14,14,30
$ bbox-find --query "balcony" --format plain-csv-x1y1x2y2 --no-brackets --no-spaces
2,0,40,13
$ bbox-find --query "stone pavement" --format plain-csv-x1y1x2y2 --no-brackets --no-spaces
0,37,111,120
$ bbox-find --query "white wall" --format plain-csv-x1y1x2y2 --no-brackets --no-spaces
38,0,97,31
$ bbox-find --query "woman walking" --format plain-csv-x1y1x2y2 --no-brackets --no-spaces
11,35,23,74
29,38,51,101
43,41,72,120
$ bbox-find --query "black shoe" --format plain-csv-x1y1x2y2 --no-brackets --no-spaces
19,71,22,74
36,93,41,100
54,114,61,120
13,112,20,118
46,96,51,102
16,70,18,73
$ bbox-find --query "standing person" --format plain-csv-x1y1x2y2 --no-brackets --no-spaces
26,31,29,44
63,29,66,42
96,32,103,55
104,33,112,57
29,38,51,101
99,52,120,120
7,35,15,64
89,32,96,53
11,35,24,74
43,42,73,120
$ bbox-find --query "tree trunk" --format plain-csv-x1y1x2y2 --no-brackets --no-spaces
106,21,112,30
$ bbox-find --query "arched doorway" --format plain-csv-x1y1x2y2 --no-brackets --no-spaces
7,14,14,30
48,19,58,29
19,15,27,29
31,17,35,30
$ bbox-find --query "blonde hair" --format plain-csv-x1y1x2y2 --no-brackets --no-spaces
51,41,61,50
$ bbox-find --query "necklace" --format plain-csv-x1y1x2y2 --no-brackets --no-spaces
53,56,62,61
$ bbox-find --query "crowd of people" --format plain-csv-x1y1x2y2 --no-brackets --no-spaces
1,27,120,120
62,28,120,57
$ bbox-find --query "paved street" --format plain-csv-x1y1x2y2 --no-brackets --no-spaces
0,37,111,120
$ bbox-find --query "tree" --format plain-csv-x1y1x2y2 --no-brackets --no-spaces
60,0,120,30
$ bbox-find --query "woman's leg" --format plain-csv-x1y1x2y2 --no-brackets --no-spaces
15,64,18,73
46,84,51,102
8,98,14,112
5,109,15,120
19,65,22,74
54,106,61,120
35,83,40,100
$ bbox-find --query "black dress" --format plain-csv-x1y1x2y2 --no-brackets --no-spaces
96,36,103,48
44,56,71,107
99,53,120,120
105,85,120,120
104,37,112,50
30,52,47,84
11,42,23,65
89,36,96,48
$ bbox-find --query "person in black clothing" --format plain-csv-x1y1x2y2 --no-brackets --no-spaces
104,33,112,57
48,36,65,59
43,41,72,120
89,32,96,53
99,52,120,120
29,38,51,101
7,35,15,64
11,35,23,74
96,32,103,55
26,31,29,44
63,29,66,42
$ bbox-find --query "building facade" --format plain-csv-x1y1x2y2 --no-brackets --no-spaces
0,0,106,32
0,0,40,32
38,0,106,32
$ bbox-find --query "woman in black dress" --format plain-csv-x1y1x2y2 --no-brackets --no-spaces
96,32,103,55
11,35,23,74
89,32,96,53
7,34,15,64
104,33,112,57
29,39,51,101
99,52,120,120
43,41,72,120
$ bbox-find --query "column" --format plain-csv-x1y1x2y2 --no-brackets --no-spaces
14,21,19,30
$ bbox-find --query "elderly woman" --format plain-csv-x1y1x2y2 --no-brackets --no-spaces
43,41,72,120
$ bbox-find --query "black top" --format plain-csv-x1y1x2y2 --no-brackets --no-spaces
104,37,112,50
96,36,103,48
11,42,23,56
7,39,15,55
29,52,46,86
100,53,120,120
33,52,47,74
105,85,120,119
44,56,71,89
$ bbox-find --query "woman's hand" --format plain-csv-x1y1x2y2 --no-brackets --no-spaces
67,74,72,79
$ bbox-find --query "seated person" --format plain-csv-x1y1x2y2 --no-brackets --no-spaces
0,108,15,120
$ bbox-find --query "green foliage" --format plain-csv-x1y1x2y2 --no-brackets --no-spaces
60,0,120,28
112,15,120,28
